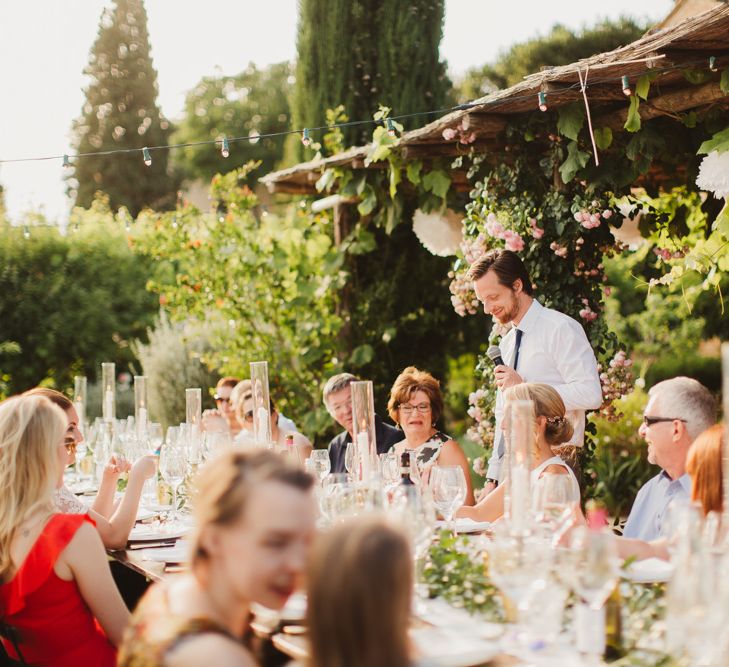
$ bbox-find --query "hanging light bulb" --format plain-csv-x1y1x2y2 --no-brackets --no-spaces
221,137,230,158
62,154,71,168
172,215,178,229
301,128,312,147
23,225,30,239
73,221,80,233
621,75,632,96
142,147,152,166
709,56,717,72
386,118,397,137
538,92,548,112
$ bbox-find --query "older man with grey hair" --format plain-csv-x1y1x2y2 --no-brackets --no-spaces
623,376,717,541
323,372,401,474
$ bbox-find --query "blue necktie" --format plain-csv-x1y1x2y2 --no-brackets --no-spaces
496,328,523,461
513,328,523,371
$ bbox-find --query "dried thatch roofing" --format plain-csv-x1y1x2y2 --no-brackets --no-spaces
261,3,729,195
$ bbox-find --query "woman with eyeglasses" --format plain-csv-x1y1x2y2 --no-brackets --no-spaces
23,388,157,550
201,377,243,437
231,380,312,462
0,394,129,666
387,367,474,504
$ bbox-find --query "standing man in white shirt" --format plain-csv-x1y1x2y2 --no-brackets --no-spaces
467,249,603,493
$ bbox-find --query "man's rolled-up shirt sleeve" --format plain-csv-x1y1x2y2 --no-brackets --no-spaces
547,320,603,411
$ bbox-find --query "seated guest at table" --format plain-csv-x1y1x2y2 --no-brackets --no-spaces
307,516,414,667
0,394,129,665
622,377,716,541
388,367,475,505
458,383,579,522
617,423,724,561
202,376,242,435
232,380,312,460
118,449,317,667
324,372,402,474
24,387,158,550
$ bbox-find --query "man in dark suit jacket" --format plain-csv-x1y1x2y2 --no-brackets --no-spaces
323,373,402,473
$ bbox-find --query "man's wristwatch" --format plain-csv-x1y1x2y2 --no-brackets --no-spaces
484,478,498,486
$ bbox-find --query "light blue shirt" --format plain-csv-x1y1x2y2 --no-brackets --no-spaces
622,471,692,541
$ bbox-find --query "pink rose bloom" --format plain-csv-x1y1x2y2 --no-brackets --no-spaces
531,227,544,239
503,230,525,252
602,210,613,219
442,127,457,141
604,286,612,296
573,212,583,222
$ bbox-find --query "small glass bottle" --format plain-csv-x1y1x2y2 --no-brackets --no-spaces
399,451,415,485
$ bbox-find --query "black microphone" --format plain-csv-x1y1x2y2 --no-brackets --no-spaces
486,345,505,367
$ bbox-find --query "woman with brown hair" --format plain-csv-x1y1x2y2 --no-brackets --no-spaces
306,516,414,667
387,367,474,504
23,387,157,549
458,382,578,523
118,449,318,667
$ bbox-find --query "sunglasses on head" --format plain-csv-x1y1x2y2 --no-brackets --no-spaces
214,394,232,404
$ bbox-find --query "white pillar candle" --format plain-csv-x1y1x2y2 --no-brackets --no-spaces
103,389,114,422
357,431,370,480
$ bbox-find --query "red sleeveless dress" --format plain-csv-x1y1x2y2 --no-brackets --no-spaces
0,514,117,666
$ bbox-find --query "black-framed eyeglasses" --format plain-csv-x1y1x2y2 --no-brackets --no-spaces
398,403,431,415
214,394,231,404
642,415,687,427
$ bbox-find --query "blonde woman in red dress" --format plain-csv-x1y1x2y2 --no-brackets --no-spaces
0,394,129,666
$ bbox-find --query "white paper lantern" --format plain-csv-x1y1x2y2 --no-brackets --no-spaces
412,208,464,257
696,150,729,199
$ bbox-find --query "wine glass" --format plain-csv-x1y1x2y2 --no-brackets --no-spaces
532,473,579,541
571,527,620,611
344,441,357,479
159,445,187,524
430,465,467,534
309,449,331,484
148,422,163,454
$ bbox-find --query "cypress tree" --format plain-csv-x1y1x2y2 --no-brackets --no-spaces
70,0,177,216
292,0,450,153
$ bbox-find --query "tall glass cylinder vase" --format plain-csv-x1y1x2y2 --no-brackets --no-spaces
73,375,87,434
135,376,148,439
250,362,272,448
101,363,115,423
351,381,377,481
185,388,203,463
722,343,729,528
503,399,534,535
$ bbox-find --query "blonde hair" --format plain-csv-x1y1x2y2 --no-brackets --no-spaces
0,395,66,582
306,517,413,667
686,424,724,516
503,383,574,447
190,449,313,567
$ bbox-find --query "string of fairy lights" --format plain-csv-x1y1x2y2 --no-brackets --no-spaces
3,54,725,238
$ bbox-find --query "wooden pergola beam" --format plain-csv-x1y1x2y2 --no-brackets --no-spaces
595,80,728,130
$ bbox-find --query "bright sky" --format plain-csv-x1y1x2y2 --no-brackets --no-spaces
0,0,673,224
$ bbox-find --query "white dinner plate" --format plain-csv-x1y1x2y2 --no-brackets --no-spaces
436,518,491,534
411,627,499,667
624,557,674,583
142,544,190,563
136,507,161,522
128,525,189,542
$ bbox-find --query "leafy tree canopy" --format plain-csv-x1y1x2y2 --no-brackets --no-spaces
454,17,648,102
70,0,178,216
172,62,294,188
292,0,452,154
0,198,159,395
